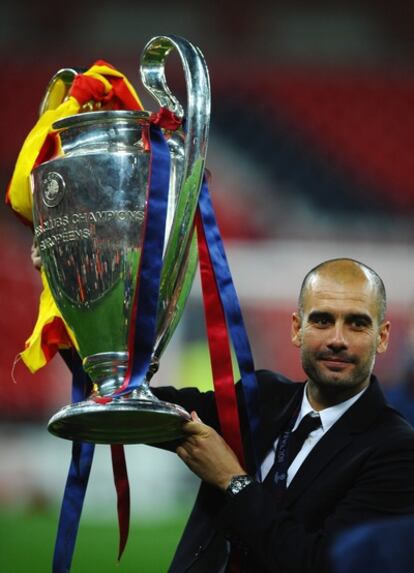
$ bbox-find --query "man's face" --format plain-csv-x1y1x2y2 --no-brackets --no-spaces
291,272,390,394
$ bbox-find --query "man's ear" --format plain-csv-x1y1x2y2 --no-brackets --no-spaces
291,312,302,348
376,321,391,354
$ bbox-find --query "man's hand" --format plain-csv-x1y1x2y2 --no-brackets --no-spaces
176,411,247,491
31,240,42,270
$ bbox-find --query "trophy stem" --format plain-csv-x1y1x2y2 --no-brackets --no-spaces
84,351,129,396
47,352,190,444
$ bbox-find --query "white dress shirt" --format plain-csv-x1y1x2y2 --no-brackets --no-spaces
260,383,367,486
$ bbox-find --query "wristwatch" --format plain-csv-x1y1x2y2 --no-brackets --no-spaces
226,474,255,498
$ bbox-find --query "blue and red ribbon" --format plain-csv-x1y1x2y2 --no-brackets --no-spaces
113,121,171,396
53,350,94,573
196,179,261,476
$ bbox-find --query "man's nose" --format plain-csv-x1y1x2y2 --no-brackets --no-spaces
327,323,348,350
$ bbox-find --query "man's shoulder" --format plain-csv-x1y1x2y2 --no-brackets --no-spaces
359,380,414,446
254,369,304,399
380,403,414,439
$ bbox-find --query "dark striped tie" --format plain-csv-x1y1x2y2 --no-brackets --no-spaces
265,412,322,487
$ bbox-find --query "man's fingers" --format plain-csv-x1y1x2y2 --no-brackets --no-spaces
180,434,199,448
182,419,209,436
31,241,42,270
176,444,200,467
182,422,201,434
176,445,188,461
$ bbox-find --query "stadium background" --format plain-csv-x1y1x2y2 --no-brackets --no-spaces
2,1,414,571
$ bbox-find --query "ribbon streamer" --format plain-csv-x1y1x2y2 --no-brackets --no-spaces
111,444,130,561
197,179,261,476
117,121,171,394
52,351,94,573
196,211,245,466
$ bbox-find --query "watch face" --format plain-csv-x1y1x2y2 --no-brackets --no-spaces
228,475,253,497
232,480,243,494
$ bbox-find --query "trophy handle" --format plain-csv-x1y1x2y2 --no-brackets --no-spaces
140,35,211,368
39,68,84,116
140,34,210,120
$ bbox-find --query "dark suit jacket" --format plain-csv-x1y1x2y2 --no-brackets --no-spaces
154,370,414,573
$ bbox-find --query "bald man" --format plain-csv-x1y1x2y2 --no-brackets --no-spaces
153,258,414,573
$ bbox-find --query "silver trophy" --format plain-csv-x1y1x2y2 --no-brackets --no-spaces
30,35,210,444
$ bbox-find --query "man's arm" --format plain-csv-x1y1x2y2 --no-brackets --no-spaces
153,385,220,429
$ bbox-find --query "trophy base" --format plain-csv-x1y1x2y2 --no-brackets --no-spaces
47,397,191,444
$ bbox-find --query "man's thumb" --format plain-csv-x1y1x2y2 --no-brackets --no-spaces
191,410,202,423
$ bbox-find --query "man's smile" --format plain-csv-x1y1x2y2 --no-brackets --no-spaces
320,359,352,371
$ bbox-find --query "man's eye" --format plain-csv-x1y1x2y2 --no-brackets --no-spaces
311,316,332,327
351,319,368,329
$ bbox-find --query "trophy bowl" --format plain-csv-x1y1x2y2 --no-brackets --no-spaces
31,35,210,444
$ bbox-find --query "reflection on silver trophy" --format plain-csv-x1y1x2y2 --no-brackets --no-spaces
30,35,210,444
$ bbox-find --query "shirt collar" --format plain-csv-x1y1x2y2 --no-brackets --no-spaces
295,383,368,433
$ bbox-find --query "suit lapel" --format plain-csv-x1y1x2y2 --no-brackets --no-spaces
282,421,352,507
282,376,387,507
257,383,304,463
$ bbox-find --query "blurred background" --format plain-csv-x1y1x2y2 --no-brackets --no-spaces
2,0,414,570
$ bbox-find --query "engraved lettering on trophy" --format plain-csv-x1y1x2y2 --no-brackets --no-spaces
71,210,145,224
42,172,66,208
71,212,86,224
34,214,70,237
35,210,144,239
39,228,91,250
